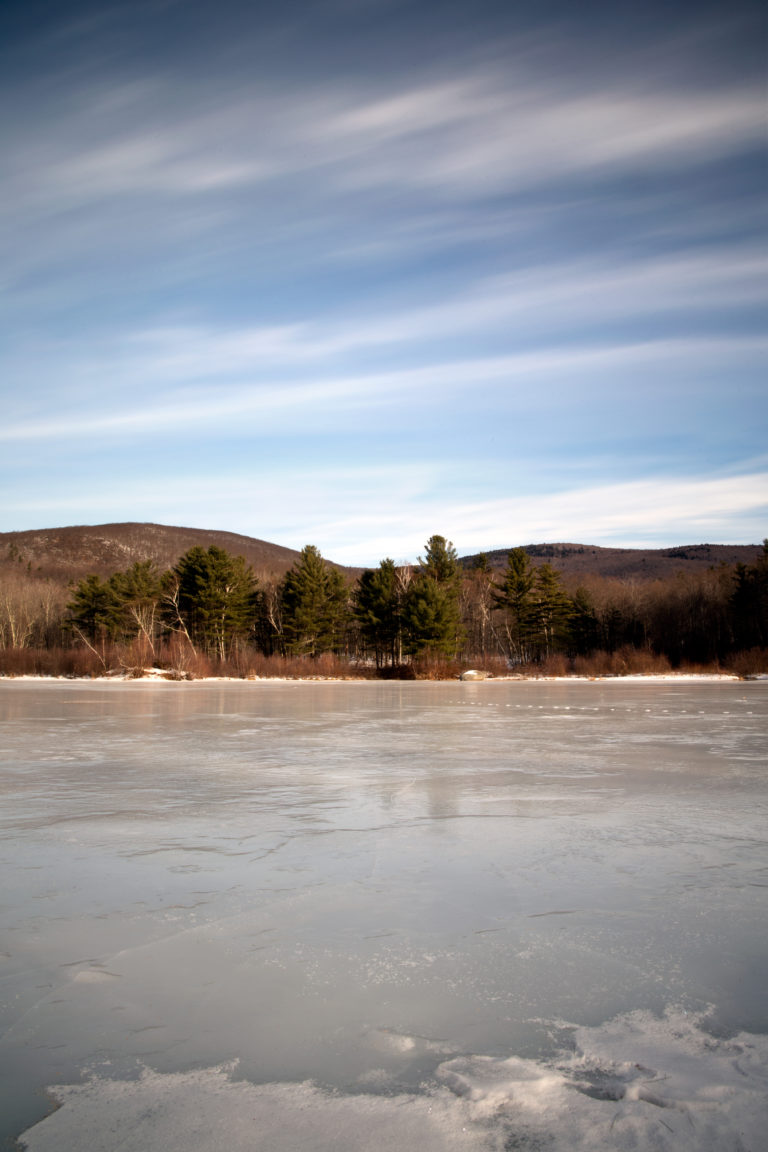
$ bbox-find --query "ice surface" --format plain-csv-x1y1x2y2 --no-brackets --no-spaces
1,679,766,1150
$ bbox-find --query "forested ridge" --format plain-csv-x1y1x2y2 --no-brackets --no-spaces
1,529,766,678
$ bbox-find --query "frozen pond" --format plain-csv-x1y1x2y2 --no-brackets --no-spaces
1,678,767,1150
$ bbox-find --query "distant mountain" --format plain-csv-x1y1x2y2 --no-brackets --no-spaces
460,542,763,582
0,523,317,582
0,524,761,587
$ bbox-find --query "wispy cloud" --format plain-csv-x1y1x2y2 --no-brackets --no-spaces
1,5,764,553
8,463,764,566
3,233,766,419
320,471,768,564
3,60,763,217
320,77,765,194
2,334,765,444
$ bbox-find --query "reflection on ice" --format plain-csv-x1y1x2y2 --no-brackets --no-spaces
1,680,766,1150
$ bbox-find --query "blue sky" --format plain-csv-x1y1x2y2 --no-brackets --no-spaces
1,0,766,566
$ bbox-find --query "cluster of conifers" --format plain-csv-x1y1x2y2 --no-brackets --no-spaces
60,534,768,672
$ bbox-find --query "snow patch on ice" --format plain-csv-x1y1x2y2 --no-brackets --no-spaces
71,968,121,984
437,1007,768,1148
19,1064,485,1152
18,1008,768,1152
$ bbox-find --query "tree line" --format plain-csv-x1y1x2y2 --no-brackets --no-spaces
1,535,767,676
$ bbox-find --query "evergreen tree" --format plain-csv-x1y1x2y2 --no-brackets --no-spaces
530,562,572,657
164,546,258,659
66,574,121,642
491,548,536,662
403,535,464,656
420,534,460,584
280,545,350,656
354,558,404,666
324,565,352,655
110,559,162,606
109,560,162,649
402,574,462,656
569,586,600,655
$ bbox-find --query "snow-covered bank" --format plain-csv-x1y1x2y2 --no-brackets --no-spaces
515,672,742,682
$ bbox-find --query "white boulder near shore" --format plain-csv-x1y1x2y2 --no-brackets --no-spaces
459,669,490,681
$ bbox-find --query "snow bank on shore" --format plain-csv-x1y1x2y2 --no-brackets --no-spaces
0,671,744,684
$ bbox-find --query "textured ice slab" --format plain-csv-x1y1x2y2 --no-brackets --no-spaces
19,1010,768,1151
1,679,766,1150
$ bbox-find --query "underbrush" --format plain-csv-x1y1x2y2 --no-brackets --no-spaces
408,654,463,680
152,647,378,680
230,651,376,680
1,643,764,680
725,647,768,676
0,645,116,677
570,647,673,677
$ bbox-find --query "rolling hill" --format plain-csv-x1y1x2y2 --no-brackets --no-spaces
0,523,761,586
0,523,312,582
459,542,762,582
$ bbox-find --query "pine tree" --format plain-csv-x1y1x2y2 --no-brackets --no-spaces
324,565,351,655
109,560,162,650
403,535,464,657
403,574,463,657
110,560,162,606
164,546,258,660
280,545,350,656
66,574,121,642
420,534,460,584
354,558,404,666
569,586,600,656
530,562,572,657
491,548,536,663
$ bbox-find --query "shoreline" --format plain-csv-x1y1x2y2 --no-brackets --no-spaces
0,671,751,684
